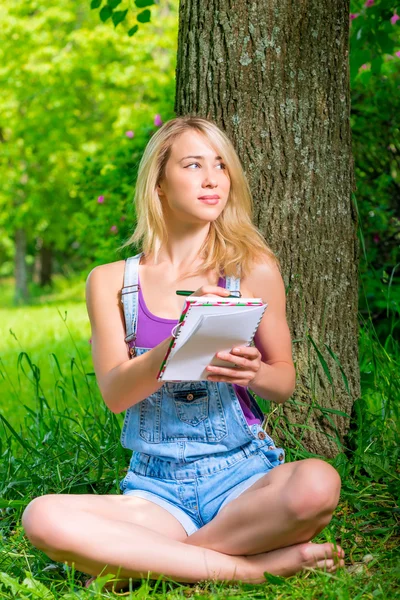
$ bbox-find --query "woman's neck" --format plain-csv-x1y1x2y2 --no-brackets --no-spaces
145,236,211,272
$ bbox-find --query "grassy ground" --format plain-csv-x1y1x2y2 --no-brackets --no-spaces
0,277,399,599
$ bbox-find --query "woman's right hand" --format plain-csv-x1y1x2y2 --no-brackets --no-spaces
190,285,231,298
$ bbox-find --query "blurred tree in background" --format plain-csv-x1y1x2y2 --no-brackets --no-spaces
0,0,177,302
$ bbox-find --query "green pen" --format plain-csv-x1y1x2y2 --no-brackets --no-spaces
176,290,242,298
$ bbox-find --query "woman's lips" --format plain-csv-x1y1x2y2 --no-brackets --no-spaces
198,198,219,205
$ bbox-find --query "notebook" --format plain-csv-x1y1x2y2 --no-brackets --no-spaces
157,297,268,381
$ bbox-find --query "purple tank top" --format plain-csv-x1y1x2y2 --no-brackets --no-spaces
136,274,261,425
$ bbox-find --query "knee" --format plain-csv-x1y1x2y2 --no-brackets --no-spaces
22,495,67,554
284,459,341,523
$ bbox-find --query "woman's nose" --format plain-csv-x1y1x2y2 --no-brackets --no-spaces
202,167,217,186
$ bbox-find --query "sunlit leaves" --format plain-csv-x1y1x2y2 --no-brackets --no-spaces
137,9,151,23
128,24,139,37
135,0,155,7
99,5,112,21
90,0,155,35
112,9,128,27
107,0,122,8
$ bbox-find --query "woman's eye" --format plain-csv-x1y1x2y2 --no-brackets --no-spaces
185,163,226,169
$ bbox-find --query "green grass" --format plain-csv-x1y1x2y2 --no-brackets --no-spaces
0,277,399,599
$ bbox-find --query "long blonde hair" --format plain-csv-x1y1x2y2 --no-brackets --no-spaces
119,116,279,278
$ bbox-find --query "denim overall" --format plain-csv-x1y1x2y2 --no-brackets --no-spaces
119,252,285,534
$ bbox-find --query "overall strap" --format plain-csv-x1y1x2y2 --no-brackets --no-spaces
225,273,241,293
121,252,143,356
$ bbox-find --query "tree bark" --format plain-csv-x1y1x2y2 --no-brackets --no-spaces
14,228,29,304
175,0,360,457
39,243,53,287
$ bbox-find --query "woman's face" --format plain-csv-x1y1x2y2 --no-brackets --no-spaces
156,129,231,224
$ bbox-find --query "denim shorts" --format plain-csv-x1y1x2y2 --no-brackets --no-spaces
120,424,285,535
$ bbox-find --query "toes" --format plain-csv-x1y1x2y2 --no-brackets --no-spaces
316,558,334,571
335,544,345,558
315,557,345,572
301,542,345,566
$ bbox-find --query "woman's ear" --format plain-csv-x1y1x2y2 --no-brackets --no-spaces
156,182,164,198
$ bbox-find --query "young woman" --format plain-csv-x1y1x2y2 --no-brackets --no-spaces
22,116,344,586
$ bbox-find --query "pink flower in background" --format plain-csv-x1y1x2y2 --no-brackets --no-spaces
97,195,105,203
125,130,135,138
364,0,374,7
110,225,118,233
373,234,380,244
360,63,369,71
350,13,359,20
392,14,400,25
154,114,163,127
89,338,92,344
396,51,400,58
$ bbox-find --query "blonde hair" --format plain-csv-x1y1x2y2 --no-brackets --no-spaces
119,116,279,279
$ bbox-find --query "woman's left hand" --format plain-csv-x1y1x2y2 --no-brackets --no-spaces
206,346,262,386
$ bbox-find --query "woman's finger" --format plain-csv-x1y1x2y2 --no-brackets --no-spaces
215,351,259,369
213,352,249,367
230,346,260,359
191,285,231,297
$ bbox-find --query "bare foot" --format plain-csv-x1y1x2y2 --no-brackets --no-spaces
243,542,345,583
84,542,345,588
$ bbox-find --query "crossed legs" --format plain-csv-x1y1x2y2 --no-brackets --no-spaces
22,458,344,585
185,457,344,578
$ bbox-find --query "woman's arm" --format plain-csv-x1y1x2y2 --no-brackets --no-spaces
205,259,296,403
85,262,172,414
245,259,296,403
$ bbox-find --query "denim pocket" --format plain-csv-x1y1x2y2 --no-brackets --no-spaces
159,382,228,443
173,387,209,426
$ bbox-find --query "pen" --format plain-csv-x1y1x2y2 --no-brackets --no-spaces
176,290,242,298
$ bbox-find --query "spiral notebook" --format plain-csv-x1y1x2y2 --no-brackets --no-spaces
157,297,268,381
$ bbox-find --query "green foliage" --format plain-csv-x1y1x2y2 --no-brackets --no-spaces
99,5,113,21
112,9,128,27
0,0,178,279
350,0,400,83
135,0,156,7
350,0,400,341
90,0,157,35
69,115,176,269
128,24,139,37
137,9,152,23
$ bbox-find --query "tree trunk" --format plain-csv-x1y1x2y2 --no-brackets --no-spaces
39,243,53,287
175,0,360,457
14,228,29,304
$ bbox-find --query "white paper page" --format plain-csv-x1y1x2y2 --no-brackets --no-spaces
172,297,264,348
186,296,263,304
161,304,267,381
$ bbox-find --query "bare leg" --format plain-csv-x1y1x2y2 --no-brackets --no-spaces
185,459,342,556
22,495,247,584
22,491,343,586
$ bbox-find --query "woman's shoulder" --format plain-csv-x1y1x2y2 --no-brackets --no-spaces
86,260,126,298
240,255,283,299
